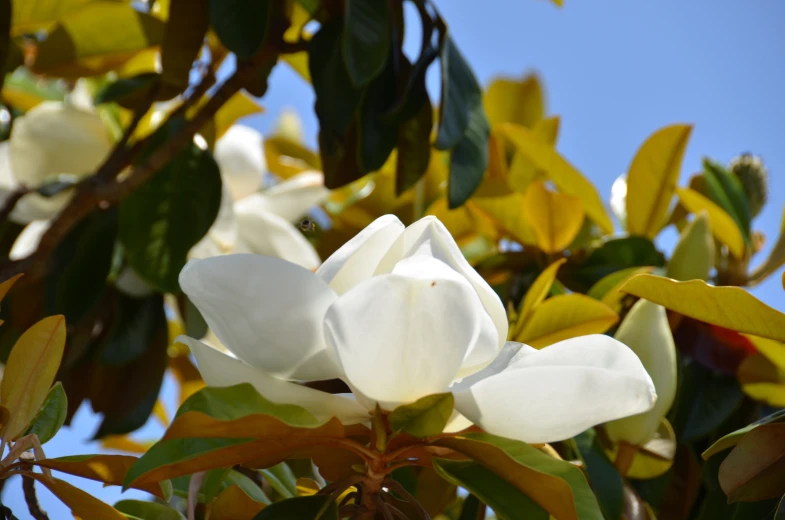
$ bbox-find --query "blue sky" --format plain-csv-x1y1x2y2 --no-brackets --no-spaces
5,0,784,516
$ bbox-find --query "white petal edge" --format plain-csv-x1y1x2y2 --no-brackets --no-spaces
453,335,656,444
179,336,370,425
9,220,50,260
315,214,404,295
251,171,329,223
214,125,265,201
179,254,341,381
233,202,321,270
324,255,491,410
189,183,240,260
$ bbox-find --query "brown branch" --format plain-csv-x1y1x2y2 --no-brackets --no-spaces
20,463,49,520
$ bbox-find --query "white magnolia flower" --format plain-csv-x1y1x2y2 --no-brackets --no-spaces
190,125,327,271
177,214,657,444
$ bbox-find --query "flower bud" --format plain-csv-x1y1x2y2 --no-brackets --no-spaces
274,107,304,143
666,211,714,281
605,299,677,446
730,153,768,218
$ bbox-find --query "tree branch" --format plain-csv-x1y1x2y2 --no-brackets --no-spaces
20,461,49,520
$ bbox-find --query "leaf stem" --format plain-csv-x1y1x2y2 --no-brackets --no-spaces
614,441,638,477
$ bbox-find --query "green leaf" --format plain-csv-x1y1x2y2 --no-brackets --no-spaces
389,393,454,438
124,437,257,490
586,266,650,301
114,500,185,520
32,3,165,78
703,409,785,460
260,462,297,499
95,73,162,110
357,55,398,173
343,0,390,87
162,0,208,94
202,467,232,502
702,158,752,241
448,102,490,209
119,119,223,293
208,0,270,60
457,494,485,520
176,383,320,428
99,293,167,366
23,382,67,445
395,96,433,194
226,470,271,504
251,495,338,520
572,430,623,520
433,459,549,520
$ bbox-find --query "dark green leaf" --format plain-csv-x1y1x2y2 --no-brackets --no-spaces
177,383,321,427
119,119,223,293
95,73,162,109
389,393,453,438
573,429,624,520
296,0,321,15
208,0,270,59
433,459,549,520
162,0,208,94
226,470,271,504
202,467,232,502
114,500,185,520
260,462,297,499
24,382,67,445
396,86,433,194
100,293,166,365
457,494,485,520
434,34,479,150
702,158,752,241
448,98,489,208
343,0,390,87
357,54,399,173
182,295,208,339
252,494,338,520
46,208,117,323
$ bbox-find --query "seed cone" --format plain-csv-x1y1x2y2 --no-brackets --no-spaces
730,153,768,218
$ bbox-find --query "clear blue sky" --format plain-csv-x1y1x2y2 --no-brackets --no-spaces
5,0,784,516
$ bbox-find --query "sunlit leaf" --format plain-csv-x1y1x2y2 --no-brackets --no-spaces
620,274,785,343
586,266,653,309
18,471,126,520
0,274,22,308
389,393,454,438
471,193,537,246
512,258,566,339
209,485,266,520
483,74,544,130
115,500,185,520
32,3,165,78
522,181,585,253
625,124,692,238
260,463,297,499
605,419,676,479
214,92,264,139
676,187,745,258
425,198,499,247
24,382,67,445
718,423,785,502
0,315,66,443
515,294,619,348
10,0,92,35
498,124,613,234
750,205,785,284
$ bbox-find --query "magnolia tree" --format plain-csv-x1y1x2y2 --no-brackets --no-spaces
1,0,785,519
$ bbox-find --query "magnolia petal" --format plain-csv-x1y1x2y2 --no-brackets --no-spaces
234,201,321,270
189,184,241,259
9,220,50,260
315,214,404,295
0,142,16,189
115,267,156,298
324,255,493,409
443,410,473,433
248,171,328,223
454,335,656,444
450,341,529,392
180,336,370,424
374,216,508,371
179,254,341,381
214,125,265,201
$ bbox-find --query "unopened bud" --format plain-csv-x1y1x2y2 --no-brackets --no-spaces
666,211,714,281
730,153,768,218
275,107,304,143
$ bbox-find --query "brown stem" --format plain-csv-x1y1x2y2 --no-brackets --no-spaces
20,464,49,520
614,441,638,477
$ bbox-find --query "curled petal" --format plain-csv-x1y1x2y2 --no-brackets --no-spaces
214,125,265,201
315,214,404,295
249,171,328,223
375,216,509,373
454,335,656,444
324,255,495,409
234,201,321,270
180,336,369,424
180,254,341,381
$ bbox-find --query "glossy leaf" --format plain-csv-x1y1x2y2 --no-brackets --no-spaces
703,409,785,460
19,472,126,519
471,193,538,246
389,393,454,438
214,92,264,139
586,266,653,303
437,432,604,520
208,0,269,59
24,382,67,444
667,211,714,281
515,294,619,348
209,485,266,520
162,0,208,93
120,120,223,293
357,55,398,174
260,462,297,499
702,158,752,242
522,181,585,253
718,423,785,502
251,495,338,520
33,3,165,78
620,274,785,343
343,0,390,87
625,124,692,238
115,500,185,520
0,315,66,443
395,91,433,194
9,0,93,34
483,73,544,129
573,430,624,520
676,187,745,258
0,273,22,307
499,124,613,234
433,459,549,520
95,73,163,109
511,258,566,339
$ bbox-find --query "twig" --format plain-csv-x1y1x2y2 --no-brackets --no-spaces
20,461,49,520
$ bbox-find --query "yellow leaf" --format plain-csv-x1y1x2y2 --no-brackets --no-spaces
676,187,745,258
32,3,165,78
101,435,154,454
516,294,619,348
264,136,321,179
0,315,66,443
214,93,264,139
499,124,614,234
471,193,537,246
209,484,266,520
534,116,560,146
596,266,656,313
746,335,785,369
471,133,514,198
512,259,567,339
625,124,693,238
296,477,320,496
620,274,785,343
153,399,169,427
283,52,311,83
737,353,785,407
483,74,544,129
522,181,585,253
425,197,499,246
0,274,23,308
115,48,161,77
10,0,92,35
18,472,126,520
507,117,559,194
